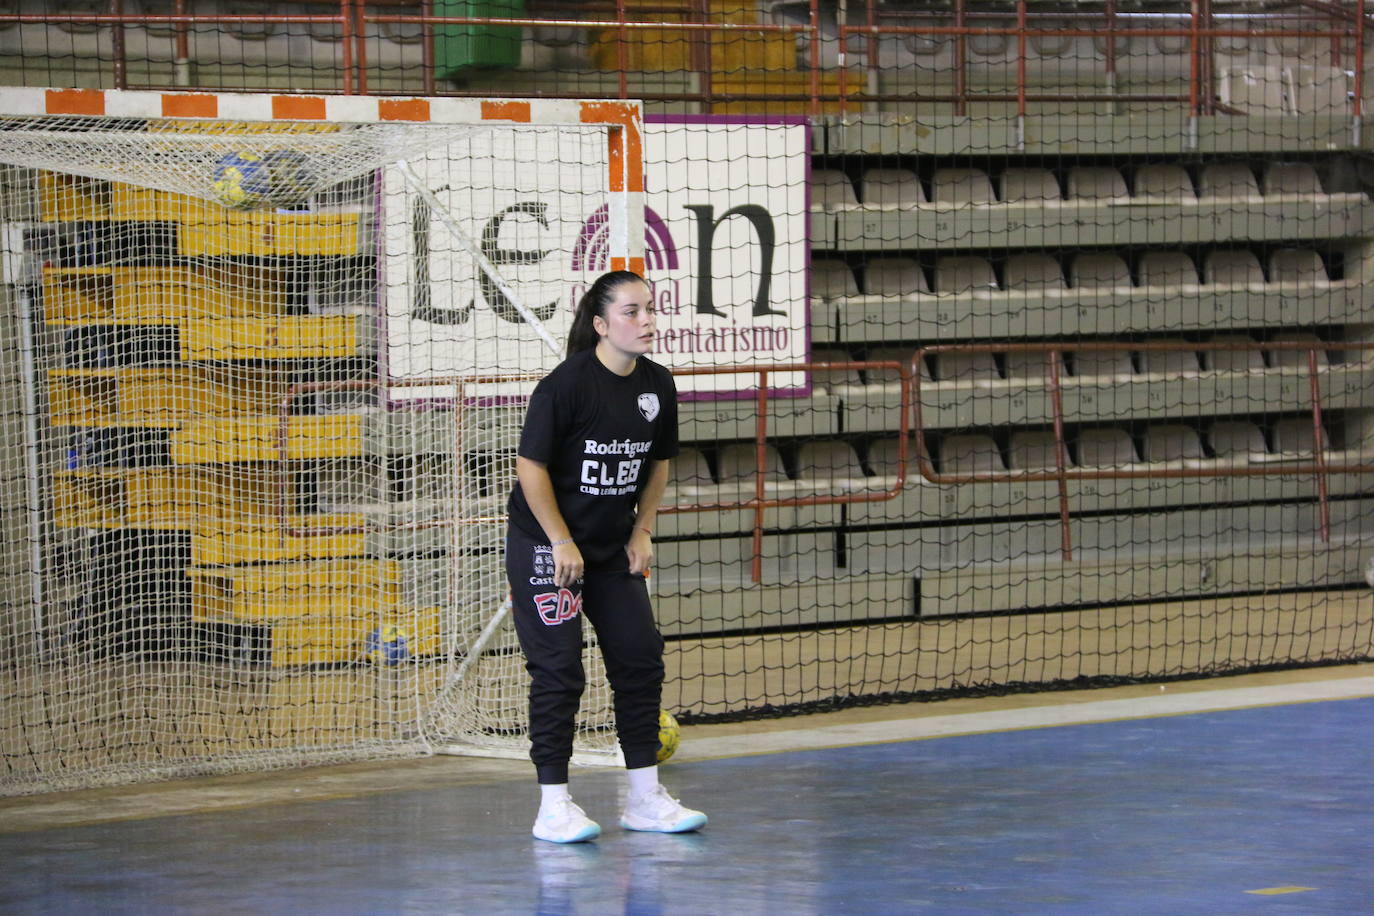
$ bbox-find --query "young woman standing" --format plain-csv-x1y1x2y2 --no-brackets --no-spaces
506,270,706,843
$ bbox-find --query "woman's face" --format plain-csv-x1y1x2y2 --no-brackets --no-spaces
593,280,656,358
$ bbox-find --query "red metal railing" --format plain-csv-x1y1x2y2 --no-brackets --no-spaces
12,3,1369,116
911,340,1374,561
274,362,911,584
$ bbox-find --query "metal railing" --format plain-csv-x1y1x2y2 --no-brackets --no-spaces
9,3,1367,115
912,340,1374,561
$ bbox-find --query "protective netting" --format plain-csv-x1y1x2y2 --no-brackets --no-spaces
0,117,484,210
5,3,1374,797
0,111,622,795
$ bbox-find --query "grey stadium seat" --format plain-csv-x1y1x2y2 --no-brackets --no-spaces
811,169,859,210
1261,162,1324,197
1203,249,1265,286
859,168,926,207
932,167,995,204
666,448,717,497
932,351,1001,384
1202,334,1266,372
1137,339,1201,376
1268,249,1328,286
1267,333,1331,370
1133,164,1196,201
1008,430,1072,471
716,442,795,494
935,256,998,293
999,167,1062,203
1003,254,1066,292
1137,251,1199,287
809,347,864,393
1067,166,1128,201
865,257,929,296
811,259,859,299
1199,163,1261,198
1070,348,1135,380
938,433,1005,475
1076,427,1140,468
1070,252,1132,288
1208,421,1269,464
1143,424,1206,464
796,440,872,492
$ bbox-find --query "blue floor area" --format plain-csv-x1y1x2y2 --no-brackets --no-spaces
4,697,1372,914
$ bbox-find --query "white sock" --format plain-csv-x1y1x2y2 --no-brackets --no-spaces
540,783,570,810
626,765,659,798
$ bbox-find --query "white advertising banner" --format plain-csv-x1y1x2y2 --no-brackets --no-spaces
383,115,811,399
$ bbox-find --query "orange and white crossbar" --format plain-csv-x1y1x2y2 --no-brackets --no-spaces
0,86,646,274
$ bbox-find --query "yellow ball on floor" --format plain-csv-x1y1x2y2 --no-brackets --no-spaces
656,709,681,763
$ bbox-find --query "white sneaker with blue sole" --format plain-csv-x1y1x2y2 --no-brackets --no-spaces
533,797,601,844
619,785,707,833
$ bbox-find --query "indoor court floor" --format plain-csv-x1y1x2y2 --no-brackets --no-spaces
3,665,1372,915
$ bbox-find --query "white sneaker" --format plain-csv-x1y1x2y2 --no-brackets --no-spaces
619,785,707,833
532,797,601,844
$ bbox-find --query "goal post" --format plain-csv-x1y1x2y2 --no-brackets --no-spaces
0,87,643,795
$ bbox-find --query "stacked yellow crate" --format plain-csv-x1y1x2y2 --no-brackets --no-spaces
41,168,436,667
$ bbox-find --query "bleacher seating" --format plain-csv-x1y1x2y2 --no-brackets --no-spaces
932,351,1000,385
1137,340,1201,377
1208,421,1269,465
1202,334,1266,372
717,442,795,496
1070,349,1135,380
812,169,859,210
932,167,995,204
1076,427,1141,468
1261,162,1324,197
1003,254,1066,291
1269,417,1329,458
1008,429,1070,471
859,168,926,207
939,433,1005,475
812,259,859,299
1137,251,1200,287
667,447,717,498
1069,253,1132,288
999,167,1061,203
1199,163,1261,199
1203,249,1266,286
1067,166,1128,201
809,346,864,394
934,256,998,293
865,257,928,296
1133,164,1195,200
1268,333,1331,370
1143,425,1206,466
1268,249,1328,286
795,440,871,493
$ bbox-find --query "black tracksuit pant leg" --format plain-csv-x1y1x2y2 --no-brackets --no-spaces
507,528,665,784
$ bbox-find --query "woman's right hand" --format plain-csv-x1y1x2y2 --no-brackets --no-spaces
553,541,584,588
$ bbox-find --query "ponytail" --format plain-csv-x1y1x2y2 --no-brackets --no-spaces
567,270,646,356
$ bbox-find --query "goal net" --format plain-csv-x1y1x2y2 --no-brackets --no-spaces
0,88,644,795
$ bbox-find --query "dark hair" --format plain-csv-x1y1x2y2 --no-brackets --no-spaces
567,270,646,356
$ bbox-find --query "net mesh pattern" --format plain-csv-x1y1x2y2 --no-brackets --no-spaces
0,113,620,795
4,2,1374,795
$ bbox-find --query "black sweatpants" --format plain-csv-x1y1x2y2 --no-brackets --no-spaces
506,525,665,784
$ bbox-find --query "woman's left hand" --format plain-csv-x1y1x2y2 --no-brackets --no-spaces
626,527,654,576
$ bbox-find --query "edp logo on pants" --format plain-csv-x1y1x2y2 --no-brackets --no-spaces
534,588,582,626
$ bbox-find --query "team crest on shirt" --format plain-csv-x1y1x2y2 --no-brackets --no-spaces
637,393,660,421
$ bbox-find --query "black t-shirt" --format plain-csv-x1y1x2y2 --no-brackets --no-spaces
507,348,679,566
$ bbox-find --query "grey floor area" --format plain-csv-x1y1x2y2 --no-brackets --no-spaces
4,690,1373,915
